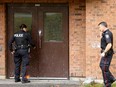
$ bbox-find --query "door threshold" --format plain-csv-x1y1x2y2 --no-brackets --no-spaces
9,77,68,80
30,77,68,80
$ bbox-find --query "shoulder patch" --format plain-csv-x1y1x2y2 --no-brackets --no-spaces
105,34,110,39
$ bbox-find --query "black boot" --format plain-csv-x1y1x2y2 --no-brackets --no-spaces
22,80,30,83
15,79,21,82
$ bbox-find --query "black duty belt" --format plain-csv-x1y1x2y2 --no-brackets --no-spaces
17,45,28,49
101,49,114,54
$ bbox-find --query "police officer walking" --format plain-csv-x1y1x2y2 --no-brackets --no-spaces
98,22,116,87
9,24,35,83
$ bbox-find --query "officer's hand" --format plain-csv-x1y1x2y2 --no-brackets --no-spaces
101,52,105,57
33,47,36,49
11,51,15,54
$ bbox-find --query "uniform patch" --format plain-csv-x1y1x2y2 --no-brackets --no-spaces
105,34,110,39
14,34,23,37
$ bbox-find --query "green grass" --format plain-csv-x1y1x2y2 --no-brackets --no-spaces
112,83,116,87
83,84,103,87
80,82,116,87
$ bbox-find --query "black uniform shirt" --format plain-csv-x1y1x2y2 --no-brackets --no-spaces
9,30,35,52
101,29,113,53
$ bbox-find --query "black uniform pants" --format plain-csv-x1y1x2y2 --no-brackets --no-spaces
14,49,29,81
100,54,114,87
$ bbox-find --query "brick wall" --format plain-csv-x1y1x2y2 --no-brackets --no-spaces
0,4,6,78
69,0,86,77
86,0,116,79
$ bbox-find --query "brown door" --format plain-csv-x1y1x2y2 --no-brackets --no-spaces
7,4,69,78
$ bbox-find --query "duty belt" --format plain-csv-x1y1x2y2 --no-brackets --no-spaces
17,45,28,49
101,49,114,54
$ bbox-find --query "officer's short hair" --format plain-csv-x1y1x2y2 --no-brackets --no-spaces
98,22,108,27
20,24,27,29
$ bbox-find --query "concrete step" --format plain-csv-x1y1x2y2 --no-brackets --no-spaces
0,79,81,87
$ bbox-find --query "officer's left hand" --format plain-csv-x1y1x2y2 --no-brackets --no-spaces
11,51,15,54
33,47,36,49
101,52,105,57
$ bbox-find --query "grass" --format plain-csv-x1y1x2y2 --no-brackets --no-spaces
83,83,103,87
112,83,116,87
79,82,116,87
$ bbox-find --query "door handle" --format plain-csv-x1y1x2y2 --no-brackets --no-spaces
38,30,42,36
38,30,42,48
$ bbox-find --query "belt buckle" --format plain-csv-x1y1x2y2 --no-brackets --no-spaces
21,45,23,49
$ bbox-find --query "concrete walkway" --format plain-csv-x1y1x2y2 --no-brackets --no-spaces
0,79,81,87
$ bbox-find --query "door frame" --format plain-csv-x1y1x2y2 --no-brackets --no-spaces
6,3,69,79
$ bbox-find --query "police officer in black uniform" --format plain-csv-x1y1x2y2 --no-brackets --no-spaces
98,22,116,87
9,24,35,83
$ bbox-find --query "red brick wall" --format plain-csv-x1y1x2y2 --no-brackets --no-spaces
86,0,116,79
69,0,86,77
0,4,6,78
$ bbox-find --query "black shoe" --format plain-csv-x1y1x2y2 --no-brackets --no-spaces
15,79,21,82
111,78,116,83
22,80,30,83
105,83,111,87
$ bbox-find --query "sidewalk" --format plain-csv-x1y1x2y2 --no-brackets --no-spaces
0,79,81,87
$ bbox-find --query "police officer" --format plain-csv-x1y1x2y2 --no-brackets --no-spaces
98,22,116,87
9,24,35,83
